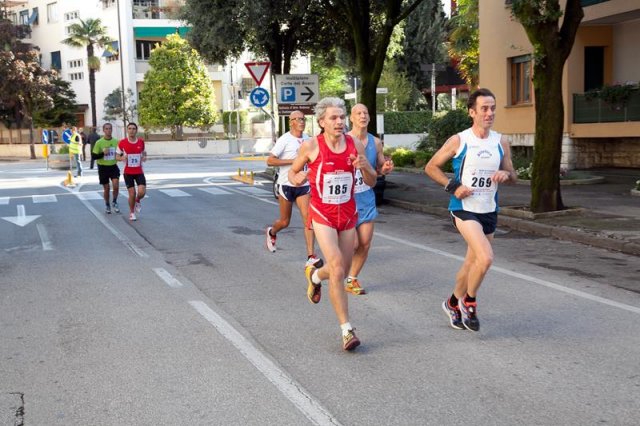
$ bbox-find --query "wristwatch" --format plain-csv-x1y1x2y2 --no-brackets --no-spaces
444,179,462,194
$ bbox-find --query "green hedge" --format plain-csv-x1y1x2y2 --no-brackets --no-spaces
383,111,432,134
390,148,416,167
222,110,249,134
424,109,471,149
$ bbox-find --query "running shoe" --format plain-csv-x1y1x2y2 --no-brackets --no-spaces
135,201,142,214
442,299,464,330
342,329,361,351
129,212,137,222
458,298,480,331
345,278,366,295
105,204,111,214
266,227,276,252
305,265,321,304
305,255,324,269
112,201,120,213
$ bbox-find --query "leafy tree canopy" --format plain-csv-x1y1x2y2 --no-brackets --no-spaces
138,34,218,138
32,75,78,127
103,88,137,123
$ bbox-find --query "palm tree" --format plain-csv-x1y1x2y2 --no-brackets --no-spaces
62,18,111,128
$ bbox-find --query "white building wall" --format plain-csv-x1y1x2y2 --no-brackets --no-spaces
11,0,312,136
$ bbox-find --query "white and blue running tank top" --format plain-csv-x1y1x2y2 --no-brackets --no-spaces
448,128,504,213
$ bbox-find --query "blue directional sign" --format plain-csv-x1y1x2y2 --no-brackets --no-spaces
42,129,49,144
62,129,72,144
250,87,270,108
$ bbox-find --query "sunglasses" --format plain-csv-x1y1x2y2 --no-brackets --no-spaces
290,117,305,122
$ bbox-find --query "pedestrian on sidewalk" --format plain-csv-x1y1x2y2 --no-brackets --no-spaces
345,103,394,295
69,126,83,177
87,126,101,169
117,122,147,222
265,110,323,269
289,97,377,351
425,88,517,332
92,123,120,214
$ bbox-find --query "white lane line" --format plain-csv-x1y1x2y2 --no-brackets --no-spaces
223,185,278,206
33,194,57,203
375,232,640,315
159,189,191,197
68,186,148,258
153,268,183,288
36,223,53,251
76,191,102,200
199,187,232,195
189,301,342,426
0,197,10,205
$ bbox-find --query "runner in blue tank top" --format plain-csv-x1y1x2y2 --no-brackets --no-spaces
425,88,517,332
346,104,394,295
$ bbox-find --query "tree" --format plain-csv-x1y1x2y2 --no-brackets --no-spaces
312,52,349,99
448,0,479,89
138,34,218,139
103,88,137,124
32,75,78,127
398,0,448,91
322,0,427,134
377,60,417,112
62,18,112,128
181,0,328,75
511,0,583,212
0,19,55,158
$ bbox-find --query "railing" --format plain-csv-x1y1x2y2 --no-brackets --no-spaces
581,0,609,6
573,90,640,123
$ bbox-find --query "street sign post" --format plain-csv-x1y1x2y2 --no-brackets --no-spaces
275,74,319,104
249,87,270,108
62,129,72,144
244,62,271,86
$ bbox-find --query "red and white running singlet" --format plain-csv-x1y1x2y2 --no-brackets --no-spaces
307,133,358,231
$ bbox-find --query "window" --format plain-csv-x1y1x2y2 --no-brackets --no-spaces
241,78,256,98
68,59,83,68
64,11,79,21
51,51,61,70
136,40,157,60
510,55,533,105
69,72,84,81
29,8,39,25
101,0,116,8
19,10,29,25
47,2,58,23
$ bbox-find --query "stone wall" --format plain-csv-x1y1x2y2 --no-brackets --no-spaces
573,137,640,169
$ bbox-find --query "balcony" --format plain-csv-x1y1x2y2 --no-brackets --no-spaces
573,89,640,123
132,0,181,20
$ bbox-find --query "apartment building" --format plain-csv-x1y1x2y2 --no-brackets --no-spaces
479,0,640,169
3,0,247,135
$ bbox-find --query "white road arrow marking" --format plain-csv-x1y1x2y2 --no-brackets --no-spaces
2,204,40,227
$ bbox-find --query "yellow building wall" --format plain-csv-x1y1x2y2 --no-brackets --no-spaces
212,80,223,112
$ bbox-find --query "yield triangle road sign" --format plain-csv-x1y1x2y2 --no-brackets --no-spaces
245,62,271,86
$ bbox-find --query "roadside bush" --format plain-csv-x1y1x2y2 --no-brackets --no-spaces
57,144,69,154
222,110,249,134
383,111,432,134
427,109,471,148
391,147,416,167
516,163,533,180
413,150,433,169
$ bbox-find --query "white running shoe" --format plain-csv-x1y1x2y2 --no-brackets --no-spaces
266,227,276,252
129,212,137,221
135,201,141,214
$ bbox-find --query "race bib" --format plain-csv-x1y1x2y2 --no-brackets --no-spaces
127,153,141,167
104,147,116,161
354,169,370,194
465,168,496,199
322,172,353,205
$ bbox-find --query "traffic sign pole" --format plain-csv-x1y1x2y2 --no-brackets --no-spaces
270,64,276,143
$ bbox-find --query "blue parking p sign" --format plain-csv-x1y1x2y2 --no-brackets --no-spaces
281,87,295,102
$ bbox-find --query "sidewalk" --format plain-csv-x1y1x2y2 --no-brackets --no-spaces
383,168,640,256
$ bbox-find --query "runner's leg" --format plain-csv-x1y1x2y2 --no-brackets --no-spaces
453,217,494,297
295,194,315,256
349,221,374,277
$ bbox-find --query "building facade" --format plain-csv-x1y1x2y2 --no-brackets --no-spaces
4,0,279,138
479,0,640,169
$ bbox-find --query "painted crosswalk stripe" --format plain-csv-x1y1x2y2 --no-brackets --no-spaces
76,192,102,200
33,194,57,203
159,189,191,197
237,186,270,196
199,187,231,195
0,197,8,205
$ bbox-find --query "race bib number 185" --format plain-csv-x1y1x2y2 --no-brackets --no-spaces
322,172,353,204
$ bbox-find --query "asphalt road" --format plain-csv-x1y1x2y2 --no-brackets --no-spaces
1,157,639,425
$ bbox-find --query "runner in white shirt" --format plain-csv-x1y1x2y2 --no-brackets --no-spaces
265,111,322,268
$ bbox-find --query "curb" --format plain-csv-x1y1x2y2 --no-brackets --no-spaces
386,197,640,257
